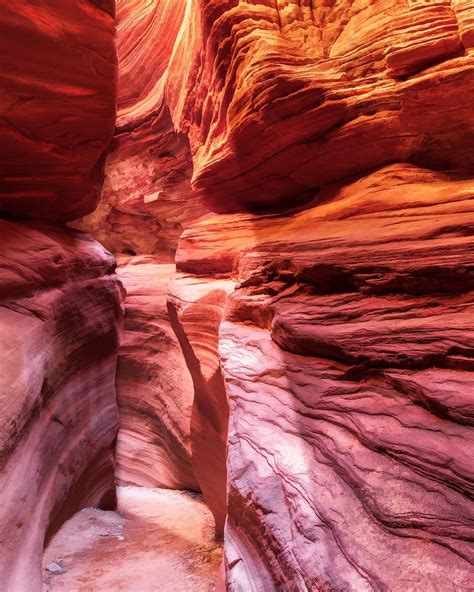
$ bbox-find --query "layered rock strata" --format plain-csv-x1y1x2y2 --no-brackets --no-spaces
0,221,122,592
167,0,474,212
175,164,474,590
115,257,197,490
0,0,117,221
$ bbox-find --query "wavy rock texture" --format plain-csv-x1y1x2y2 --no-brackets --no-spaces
167,0,474,212
115,256,198,490
168,274,235,537
175,164,474,590
75,0,207,259
0,220,122,592
0,0,117,221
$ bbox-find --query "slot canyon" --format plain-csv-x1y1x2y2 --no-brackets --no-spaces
1,0,474,590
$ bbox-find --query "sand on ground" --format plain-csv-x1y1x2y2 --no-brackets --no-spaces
42,486,223,591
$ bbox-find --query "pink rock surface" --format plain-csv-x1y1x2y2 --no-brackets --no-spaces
75,0,207,258
0,220,123,592
114,256,198,491
175,164,474,590
0,1,117,221
168,273,235,537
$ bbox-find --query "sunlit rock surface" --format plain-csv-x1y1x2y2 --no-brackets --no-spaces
175,164,474,590
115,256,197,491
0,0,116,221
75,0,206,258
0,221,122,592
167,0,474,212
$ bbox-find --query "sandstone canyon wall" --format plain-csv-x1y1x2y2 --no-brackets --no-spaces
75,0,207,259
164,1,474,589
115,257,197,491
176,164,474,590
76,1,474,587
2,1,473,591
75,0,206,502
0,3,120,591
0,0,117,221
166,0,474,213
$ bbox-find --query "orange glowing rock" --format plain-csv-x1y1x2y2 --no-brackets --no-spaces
75,0,207,258
166,0,474,212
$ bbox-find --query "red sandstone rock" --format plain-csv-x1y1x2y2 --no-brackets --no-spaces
168,273,235,537
115,256,198,491
167,0,474,212
0,1,117,221
75,0,207,258
174,164,474,590
0,220,122,592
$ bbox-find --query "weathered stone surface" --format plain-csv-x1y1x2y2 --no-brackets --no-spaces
168,273,234,538
0,1,117,221
175,164,474,590
167,0,474,212
115,256,198,491
75,0,207,258
0,220,122,592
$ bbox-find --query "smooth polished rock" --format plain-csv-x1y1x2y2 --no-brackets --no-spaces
168,273,235,538
0,220,123,592
0,1,117,221
115,256,198,491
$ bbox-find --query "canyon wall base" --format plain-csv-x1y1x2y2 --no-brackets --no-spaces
0,221,122,592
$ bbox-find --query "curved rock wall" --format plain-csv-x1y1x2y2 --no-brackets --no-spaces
168,273,234,536
75,0,205,500
115,257,198,491
0,0,117,221
71,2,474,583
75,0,207,259
0,4,121,590
10,2,470,589
0,221,122,592
175,164,474,590
167,0,474,212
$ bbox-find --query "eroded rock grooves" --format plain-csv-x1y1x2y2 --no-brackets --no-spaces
0,3,121,591
176,164,474,590
115,257,197,491
1,1,474,591
74,0,207,259
0,221,122,592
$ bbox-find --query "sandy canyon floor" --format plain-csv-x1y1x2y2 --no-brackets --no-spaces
43,487,223,591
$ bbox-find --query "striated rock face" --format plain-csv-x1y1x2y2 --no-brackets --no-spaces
168,273,234,537
167,0,474,212
175,164,474,590
75,0,207,259
115,256,197,491
0,0,117,221
0,220,122,592
5,1,471,589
